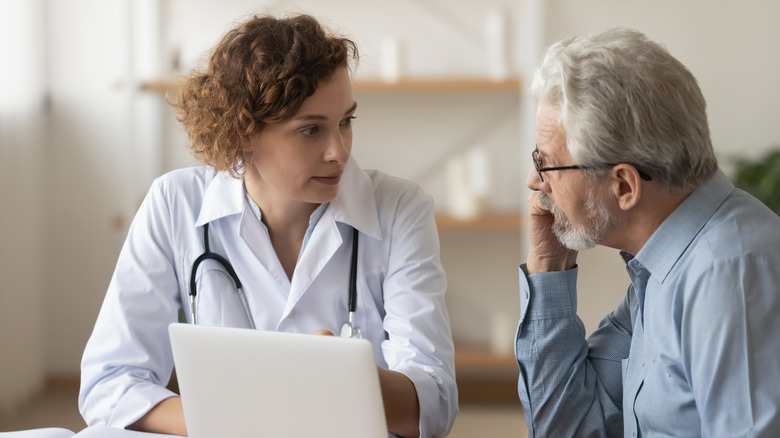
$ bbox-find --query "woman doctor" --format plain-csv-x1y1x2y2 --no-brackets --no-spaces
78,13,457,438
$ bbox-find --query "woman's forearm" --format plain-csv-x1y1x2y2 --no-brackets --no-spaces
127,396,188,436
378,367,420,437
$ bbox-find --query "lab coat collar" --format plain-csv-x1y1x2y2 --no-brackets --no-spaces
194,170,245,227
329,157,382,241
193,158,382,240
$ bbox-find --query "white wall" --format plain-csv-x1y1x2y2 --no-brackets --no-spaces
42,0,139,376
2,1,779,393
0,0,48,411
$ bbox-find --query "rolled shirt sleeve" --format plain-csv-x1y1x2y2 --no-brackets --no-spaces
515,265,627,438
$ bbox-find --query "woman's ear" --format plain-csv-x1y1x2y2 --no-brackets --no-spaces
610,164,643,211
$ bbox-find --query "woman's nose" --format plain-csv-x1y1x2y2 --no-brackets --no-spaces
324,133,350,163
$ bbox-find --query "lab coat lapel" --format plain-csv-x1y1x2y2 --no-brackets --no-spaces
238,209,291,291
283,210,343,316
282,158,381,317
196,171,291,292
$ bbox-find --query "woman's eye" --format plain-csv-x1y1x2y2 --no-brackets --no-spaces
301,126,318,136
340,116,356,127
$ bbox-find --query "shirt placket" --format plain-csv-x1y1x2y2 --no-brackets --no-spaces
624,263,651,438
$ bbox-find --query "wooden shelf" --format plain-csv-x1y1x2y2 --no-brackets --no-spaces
455,345,517,373
139,77,522,94
435,213,522,231
139,79,182,93
353,77,522,93
455,345,520,404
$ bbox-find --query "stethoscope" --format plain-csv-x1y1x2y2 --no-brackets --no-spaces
188,223,362,338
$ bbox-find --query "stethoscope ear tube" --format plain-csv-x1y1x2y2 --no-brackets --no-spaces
189,223,248,326
191,223,358,335
343,227,361,338
348,227,359,314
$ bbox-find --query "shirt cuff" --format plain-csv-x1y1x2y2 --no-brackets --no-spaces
519,264,579,321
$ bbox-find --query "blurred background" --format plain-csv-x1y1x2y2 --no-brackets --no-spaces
1,0,779,435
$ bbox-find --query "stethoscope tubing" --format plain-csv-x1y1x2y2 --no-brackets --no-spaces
189,223,255,329
189,223,358,335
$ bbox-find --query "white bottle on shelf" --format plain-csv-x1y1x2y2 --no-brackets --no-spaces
380,35,404,83
485,7,509,81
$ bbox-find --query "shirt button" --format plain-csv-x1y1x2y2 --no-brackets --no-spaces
289,309,297,318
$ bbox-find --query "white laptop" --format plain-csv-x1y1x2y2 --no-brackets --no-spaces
168,323,388,438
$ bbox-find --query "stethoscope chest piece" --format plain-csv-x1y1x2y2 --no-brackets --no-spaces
340,320,362,339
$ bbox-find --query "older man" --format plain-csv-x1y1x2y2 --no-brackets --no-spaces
516,28,780,437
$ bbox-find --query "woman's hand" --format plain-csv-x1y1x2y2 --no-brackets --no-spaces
312,329,335,336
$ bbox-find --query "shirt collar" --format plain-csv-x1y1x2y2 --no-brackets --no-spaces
194,170,245,227
194,157,382,240
631,169,734,282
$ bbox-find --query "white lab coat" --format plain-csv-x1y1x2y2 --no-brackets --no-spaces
78,157,457,437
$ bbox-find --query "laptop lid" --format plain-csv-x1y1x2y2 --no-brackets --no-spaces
168,323,388,438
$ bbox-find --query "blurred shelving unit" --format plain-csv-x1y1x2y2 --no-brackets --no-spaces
435,212,522,231
455,345,520,404
139,76,522,94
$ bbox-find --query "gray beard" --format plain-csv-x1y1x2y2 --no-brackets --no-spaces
538,190,617,251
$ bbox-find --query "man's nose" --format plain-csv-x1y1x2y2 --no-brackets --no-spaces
527,168,545,191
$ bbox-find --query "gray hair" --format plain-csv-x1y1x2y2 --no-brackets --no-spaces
530,28,718,193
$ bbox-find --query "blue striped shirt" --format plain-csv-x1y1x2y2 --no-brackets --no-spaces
515,169,780,437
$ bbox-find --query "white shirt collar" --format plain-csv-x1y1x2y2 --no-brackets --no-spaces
194,157,382,240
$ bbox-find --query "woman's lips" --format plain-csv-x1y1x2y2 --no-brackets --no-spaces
312,173,341,185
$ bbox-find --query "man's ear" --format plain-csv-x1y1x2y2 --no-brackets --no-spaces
610,164,643,211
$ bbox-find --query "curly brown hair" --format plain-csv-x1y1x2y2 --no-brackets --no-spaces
171,14,358,177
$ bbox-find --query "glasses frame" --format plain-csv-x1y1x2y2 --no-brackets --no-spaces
532,149,652,183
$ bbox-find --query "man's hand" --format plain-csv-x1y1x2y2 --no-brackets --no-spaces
526,192,577,273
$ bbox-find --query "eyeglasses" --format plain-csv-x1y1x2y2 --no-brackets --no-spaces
532,148,652,183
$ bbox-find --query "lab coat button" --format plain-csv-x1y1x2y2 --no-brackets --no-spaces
288,309,297,318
